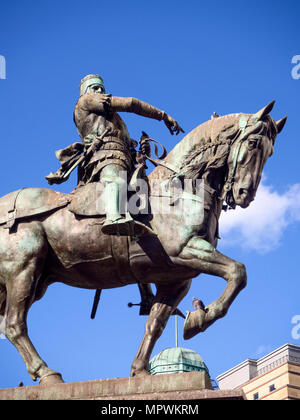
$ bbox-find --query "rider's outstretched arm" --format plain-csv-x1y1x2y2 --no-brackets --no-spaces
79,93,184,135
111,96,165,121
111,96,184,135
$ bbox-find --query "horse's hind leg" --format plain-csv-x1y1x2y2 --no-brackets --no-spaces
5,270,63,384
130,279,191,377
2,226,63,385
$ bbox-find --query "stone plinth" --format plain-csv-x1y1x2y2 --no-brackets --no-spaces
0,372,245,400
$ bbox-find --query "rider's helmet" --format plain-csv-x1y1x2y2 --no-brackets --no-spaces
79,74,106,96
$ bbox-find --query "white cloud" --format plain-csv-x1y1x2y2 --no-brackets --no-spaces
255,344,272,357
219,182,300,253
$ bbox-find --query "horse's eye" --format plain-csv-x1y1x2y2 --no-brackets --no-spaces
248,140,257,150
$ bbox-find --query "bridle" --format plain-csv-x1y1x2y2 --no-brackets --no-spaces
221,115,264,208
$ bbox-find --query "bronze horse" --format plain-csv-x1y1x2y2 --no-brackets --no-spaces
0,101,286,385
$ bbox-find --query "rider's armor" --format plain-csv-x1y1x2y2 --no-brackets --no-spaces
47,74,168,236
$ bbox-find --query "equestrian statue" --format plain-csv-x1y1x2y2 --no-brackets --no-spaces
0,74,287,385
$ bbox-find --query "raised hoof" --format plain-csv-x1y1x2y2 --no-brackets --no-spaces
39,372,64,386
183,310,206,340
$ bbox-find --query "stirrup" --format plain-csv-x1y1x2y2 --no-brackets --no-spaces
101,218,156,237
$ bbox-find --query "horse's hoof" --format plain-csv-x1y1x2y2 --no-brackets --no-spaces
130,359,150,377
130,368,150,378
183,310,206,340
39,372,64,386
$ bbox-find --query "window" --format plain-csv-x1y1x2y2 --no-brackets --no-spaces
253,392,259,400
269,384,276,392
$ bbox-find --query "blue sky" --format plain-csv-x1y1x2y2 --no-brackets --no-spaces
0,0,299,388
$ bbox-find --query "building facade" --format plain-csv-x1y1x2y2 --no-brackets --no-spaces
217,343,300,400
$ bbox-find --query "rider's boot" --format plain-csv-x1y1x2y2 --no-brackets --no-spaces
101,180,155,237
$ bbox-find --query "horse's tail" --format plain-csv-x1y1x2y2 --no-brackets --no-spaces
0,285,7,335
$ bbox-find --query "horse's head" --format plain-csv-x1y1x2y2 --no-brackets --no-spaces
223,101,287,209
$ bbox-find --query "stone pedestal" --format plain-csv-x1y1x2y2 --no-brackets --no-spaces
0,372,245,400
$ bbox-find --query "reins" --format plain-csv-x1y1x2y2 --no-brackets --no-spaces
220,117,264,207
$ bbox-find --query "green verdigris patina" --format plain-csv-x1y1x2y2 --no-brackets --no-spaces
0,86,286,386
148,347,210,376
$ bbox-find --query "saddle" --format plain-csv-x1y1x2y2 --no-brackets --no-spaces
0,182,136,232
0,188,71,230
68,182,106,217
0,180,142,232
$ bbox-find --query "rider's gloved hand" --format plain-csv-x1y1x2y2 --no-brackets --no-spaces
163,113,185,135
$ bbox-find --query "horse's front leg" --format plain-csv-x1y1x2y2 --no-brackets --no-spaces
130,279,191,377
176,236,247,339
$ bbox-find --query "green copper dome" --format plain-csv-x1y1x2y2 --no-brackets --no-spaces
148,347,210,376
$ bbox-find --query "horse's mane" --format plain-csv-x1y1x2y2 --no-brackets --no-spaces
181,114,241,179
149,113,241,180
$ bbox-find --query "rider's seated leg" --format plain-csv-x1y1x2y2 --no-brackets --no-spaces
100,164,134,235
100,164,155,237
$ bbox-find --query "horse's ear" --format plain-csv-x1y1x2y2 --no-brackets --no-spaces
254,100,276,120
276,116,287,133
